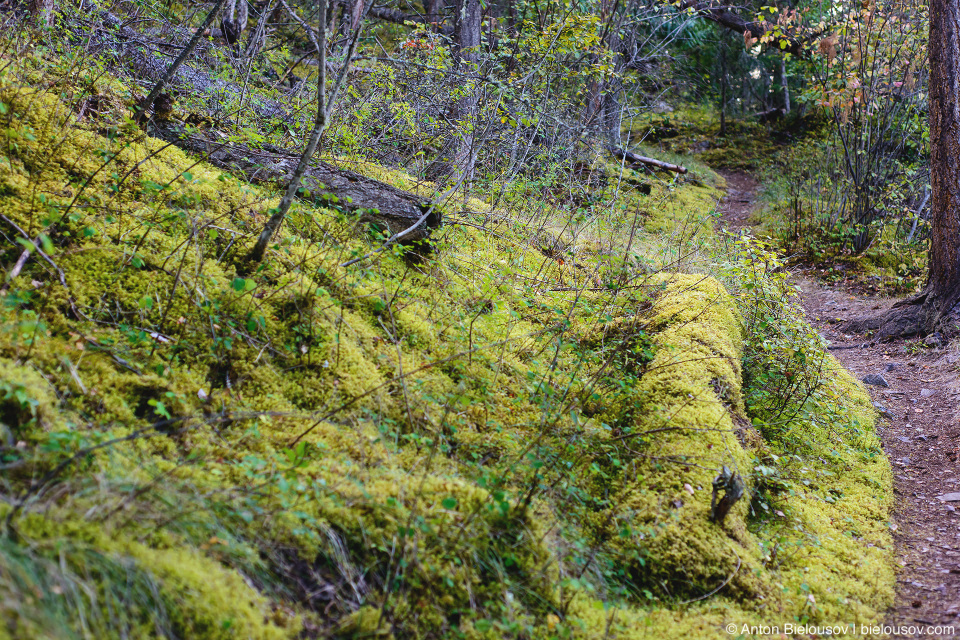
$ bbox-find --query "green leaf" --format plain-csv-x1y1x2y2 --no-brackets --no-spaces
148,399,171,419
231,277,256,292
441,497,458,510
138,296,154,310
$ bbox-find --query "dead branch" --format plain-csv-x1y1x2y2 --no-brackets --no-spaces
609,146,688,174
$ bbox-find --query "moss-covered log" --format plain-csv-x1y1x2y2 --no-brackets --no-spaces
146,121,441,243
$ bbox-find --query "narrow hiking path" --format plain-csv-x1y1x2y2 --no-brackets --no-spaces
715,170,960,638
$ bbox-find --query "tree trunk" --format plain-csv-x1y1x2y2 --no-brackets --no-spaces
28,0,55,27
424,0,481,182
922,0,960,326
424,0,443,29
600,0,624,146
246,0,371,265
843,0,960,339
719,46,727,136
609,147,687,174
148,121,439,241
781,57,790,114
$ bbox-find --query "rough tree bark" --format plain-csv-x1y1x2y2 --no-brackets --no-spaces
425,0,481,182
28,0,54,27
222,0,249,45
843,0,960,339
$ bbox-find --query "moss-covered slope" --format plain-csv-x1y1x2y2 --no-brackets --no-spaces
0,48,892,639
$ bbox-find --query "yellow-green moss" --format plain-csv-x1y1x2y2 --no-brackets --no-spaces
0,47,894,640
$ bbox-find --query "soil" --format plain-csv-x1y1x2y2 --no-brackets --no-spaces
716,170,960,638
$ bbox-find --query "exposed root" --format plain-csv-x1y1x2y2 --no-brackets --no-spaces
840,289,959,341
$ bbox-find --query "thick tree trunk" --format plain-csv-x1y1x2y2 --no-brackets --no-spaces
926,0,960,318
843,0,960,339
28,0,54,27
424,0,442,28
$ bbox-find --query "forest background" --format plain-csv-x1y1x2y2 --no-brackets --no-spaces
0,0,938,636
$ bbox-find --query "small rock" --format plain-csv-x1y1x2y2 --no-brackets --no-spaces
862,374,890,387
925,332,945,348
921,388,937,397
873,402,895,419
898,436,912,443
901,457,912,465
885,362,900,372
938,492,960,502
683,483,695,495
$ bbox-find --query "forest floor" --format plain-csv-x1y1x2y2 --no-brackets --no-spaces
716,170,960,638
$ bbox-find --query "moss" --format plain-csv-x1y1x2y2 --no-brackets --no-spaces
0,360,64,440
0,47,894,640
0,509,298,640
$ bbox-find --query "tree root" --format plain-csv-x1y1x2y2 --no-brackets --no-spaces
840,290,958,341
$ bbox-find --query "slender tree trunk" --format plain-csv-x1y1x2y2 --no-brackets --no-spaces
780,57,790,114
844,0,960,338
719,47,727,136
601,15,624,146
451,0,481,180
425,0,481,182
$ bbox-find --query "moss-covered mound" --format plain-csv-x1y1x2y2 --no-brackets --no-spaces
0,46,893,639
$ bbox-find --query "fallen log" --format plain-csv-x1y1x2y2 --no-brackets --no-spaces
147,121,441,243
609,147,688,175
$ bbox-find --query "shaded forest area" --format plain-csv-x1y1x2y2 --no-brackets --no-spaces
0,0,948,637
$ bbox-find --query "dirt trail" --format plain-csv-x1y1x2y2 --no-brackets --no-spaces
716,170,960,638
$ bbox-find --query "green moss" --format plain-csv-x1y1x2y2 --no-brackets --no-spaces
0,47,894,640
0,509,297,640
